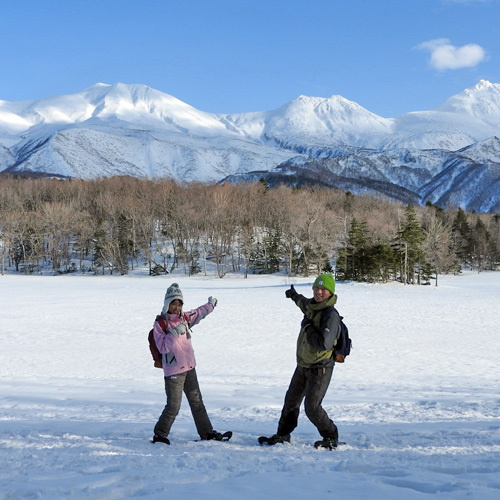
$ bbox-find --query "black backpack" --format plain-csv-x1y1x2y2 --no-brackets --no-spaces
333,313,351,361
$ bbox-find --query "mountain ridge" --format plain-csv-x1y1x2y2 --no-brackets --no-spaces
1,81,500,212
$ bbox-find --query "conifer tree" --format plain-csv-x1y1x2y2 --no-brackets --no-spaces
394,205,425,284
489,214,500,269
451,208,473,268
366,239,397,282
471,217,490,271
346,218,369,280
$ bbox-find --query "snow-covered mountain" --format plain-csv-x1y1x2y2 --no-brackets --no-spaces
1,80,499,212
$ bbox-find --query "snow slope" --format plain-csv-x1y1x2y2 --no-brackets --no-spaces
0,271,499,499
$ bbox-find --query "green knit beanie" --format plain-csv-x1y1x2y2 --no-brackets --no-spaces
312,273,335,295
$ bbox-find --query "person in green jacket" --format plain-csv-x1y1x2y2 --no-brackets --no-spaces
262,273,342,449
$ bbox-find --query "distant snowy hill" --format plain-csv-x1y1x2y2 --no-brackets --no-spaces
1,80,500,212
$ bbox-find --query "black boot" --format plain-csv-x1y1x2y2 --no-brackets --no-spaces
152,433,170,445
201,430,223,441
259,433,291,445
314,437,337,450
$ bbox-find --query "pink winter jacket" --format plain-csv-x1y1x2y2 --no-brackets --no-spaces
153,302,215,377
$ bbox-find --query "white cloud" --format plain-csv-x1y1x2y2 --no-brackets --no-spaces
416,38,486,70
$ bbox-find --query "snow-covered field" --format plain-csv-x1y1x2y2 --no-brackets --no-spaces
0,271,499,499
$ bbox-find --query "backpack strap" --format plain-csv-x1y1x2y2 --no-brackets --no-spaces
156,314,167,332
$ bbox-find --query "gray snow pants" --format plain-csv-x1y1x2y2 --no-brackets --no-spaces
154,368,213,437
277,364,338,440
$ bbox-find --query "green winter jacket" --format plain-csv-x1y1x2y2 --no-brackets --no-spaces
291,292,341,368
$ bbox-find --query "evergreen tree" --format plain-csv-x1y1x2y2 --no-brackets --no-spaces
337,218,388,282
394,205,425,284
365,239,397,282
471,217,490,271
488,214,500,269
347,218,369,280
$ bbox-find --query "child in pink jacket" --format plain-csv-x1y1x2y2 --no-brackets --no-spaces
152,283,229,444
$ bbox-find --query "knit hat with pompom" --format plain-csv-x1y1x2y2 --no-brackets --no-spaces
162,283,183,314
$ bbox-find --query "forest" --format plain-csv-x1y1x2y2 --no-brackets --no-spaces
0,175,498,284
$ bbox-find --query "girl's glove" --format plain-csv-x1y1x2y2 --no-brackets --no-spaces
208,296,218,307
170,321,188,337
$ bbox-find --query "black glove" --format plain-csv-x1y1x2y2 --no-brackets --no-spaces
285,285,297,299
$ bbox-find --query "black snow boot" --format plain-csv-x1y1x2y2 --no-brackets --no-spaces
152,433,170,445
314,437,338,450
259,433,291,445
201,431,224,441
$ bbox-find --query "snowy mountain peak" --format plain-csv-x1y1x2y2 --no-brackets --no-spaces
437,80,500,124
0,82,229,136
81,82,186,111
262,93,393,143
474,79,496,90
279,93,385,120
78,82,218,128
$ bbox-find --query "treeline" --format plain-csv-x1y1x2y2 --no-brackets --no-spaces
0,175,499,283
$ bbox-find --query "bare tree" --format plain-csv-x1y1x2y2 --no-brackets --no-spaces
422,213,454,286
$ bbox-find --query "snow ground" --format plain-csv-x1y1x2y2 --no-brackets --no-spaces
0,271,499,499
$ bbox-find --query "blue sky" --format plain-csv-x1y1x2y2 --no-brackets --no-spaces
1,0,498,117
